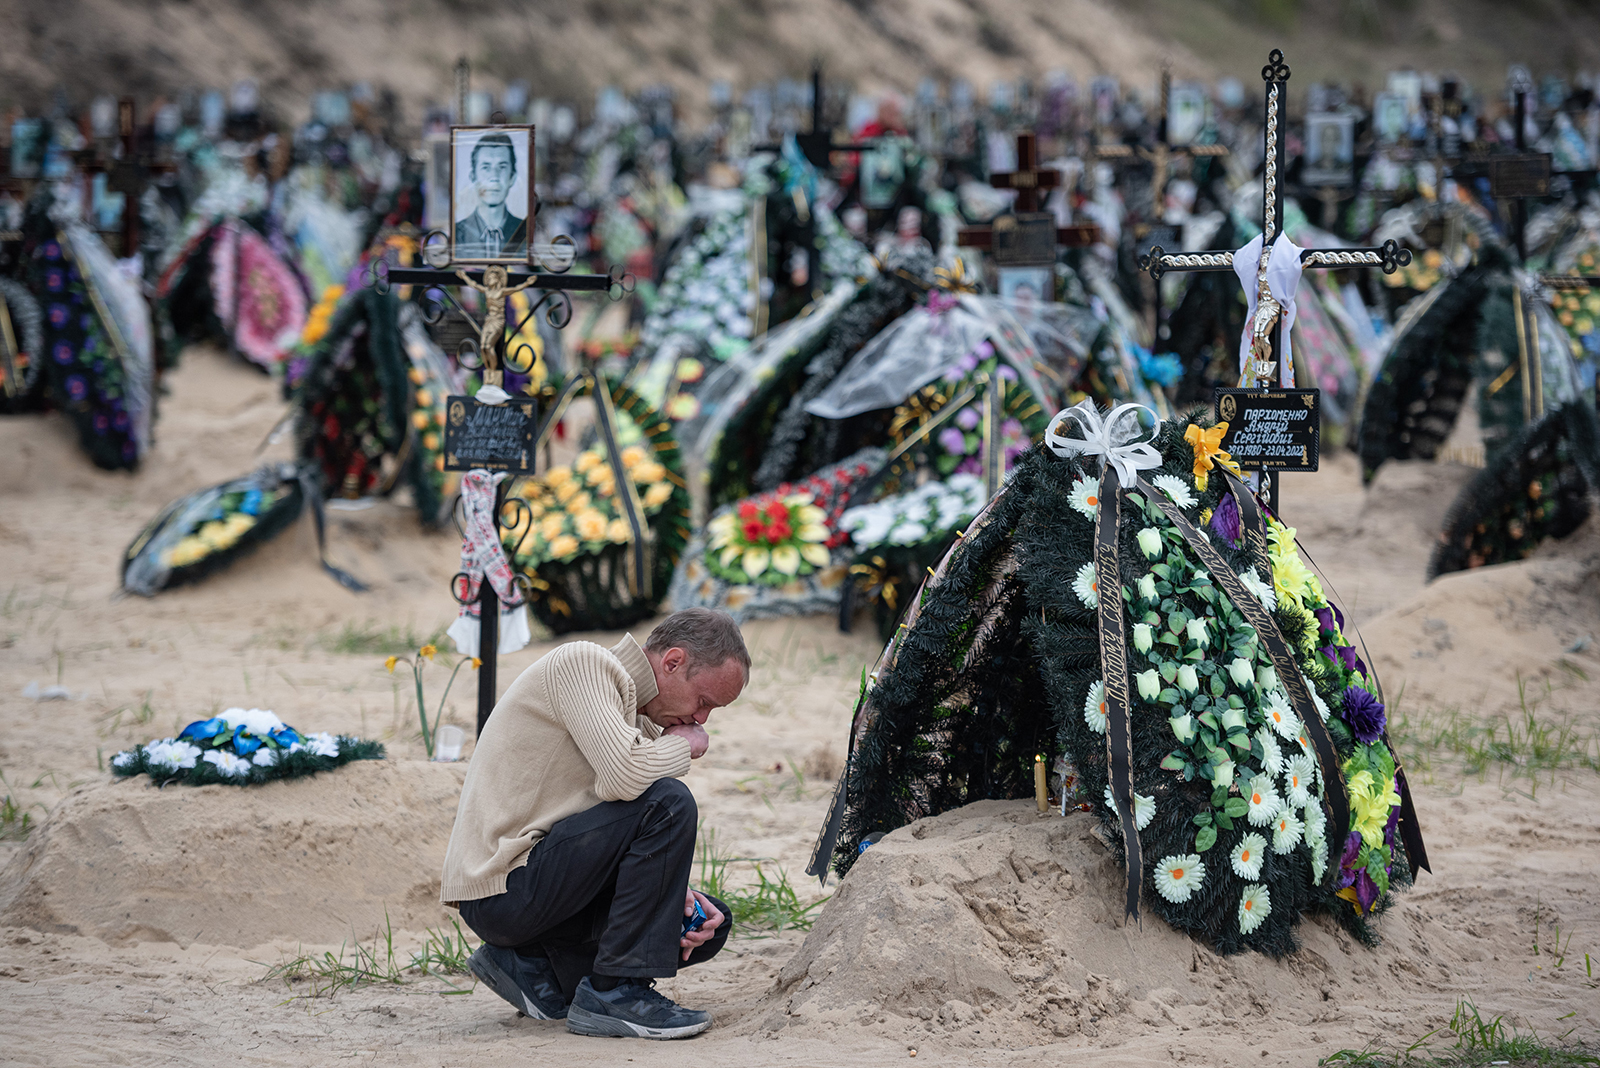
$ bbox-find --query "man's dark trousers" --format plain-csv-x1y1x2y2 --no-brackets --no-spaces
459,777,730,1000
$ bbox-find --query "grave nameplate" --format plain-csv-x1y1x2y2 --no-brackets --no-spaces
1216,388,1320,471
992,212,1058,266
443,396,538,472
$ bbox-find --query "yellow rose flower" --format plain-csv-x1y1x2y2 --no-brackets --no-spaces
549,533,580,559
621,445,648,470
574,510,608,541
575,451,603,474
408,367,425,385
415,389,432,408
544,466,573,487
606,518,632,543
630,461,666,484
554,480,580,505
539,514,567,541
586,463,615,487
644,482,673,508
411,410,429,430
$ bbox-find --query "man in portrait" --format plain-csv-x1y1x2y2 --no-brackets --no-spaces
455,132,527,260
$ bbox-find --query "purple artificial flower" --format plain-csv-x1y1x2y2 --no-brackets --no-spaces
942,364,965,383
937,426,969,455
91,411,110,434
1384,802,1401,853
1340,686,1387,744
976,340,994,359
957,351,980,374
1001,418,1024,439
1209,491,1242,546
926,290,959,316
43,241,61,260
996,364,1018,381
1313,605,1336,636
1354,869,1380,912
111,409,129,432
1336,830,1363,889
955,456,982,476
47,303,68,327
65,375,88,403
956,407,981,431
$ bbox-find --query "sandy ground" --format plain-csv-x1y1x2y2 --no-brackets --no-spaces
1,344,1598,1066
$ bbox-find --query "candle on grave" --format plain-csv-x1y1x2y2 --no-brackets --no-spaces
1034,754,1048,813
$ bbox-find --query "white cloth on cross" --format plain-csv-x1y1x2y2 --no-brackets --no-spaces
1232,232,1305,387
447,469,532,658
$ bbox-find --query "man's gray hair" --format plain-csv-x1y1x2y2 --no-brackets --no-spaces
643,609,750,675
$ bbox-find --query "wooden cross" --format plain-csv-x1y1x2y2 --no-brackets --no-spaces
1137,49,1411,512
80,99,176,257
957,131,1099,255
1093,68,1230,221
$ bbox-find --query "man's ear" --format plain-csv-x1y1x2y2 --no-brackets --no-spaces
663,647,686,674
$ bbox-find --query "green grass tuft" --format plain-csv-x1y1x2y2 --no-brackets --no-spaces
257,914,479,1000
1321,998,1600,1067
695,825,828,934
1389,677,1600,787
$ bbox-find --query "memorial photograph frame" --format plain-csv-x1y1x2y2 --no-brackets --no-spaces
1303,112,1355,185
449,124,534,265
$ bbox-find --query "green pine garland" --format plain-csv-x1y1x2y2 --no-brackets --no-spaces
111,736,384,787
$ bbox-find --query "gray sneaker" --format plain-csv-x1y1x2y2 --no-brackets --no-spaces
468,945,568,1020
565,976,712,1039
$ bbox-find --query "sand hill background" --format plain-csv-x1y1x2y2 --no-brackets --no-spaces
3,0,1600,122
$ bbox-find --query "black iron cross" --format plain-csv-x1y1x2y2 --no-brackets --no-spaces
1137,49,1411,511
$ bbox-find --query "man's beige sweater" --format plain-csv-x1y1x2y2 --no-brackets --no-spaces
439,634,692,904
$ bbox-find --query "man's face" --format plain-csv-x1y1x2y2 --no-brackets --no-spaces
472,145,514,209
641,649,746,729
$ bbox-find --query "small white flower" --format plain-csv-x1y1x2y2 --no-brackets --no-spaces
145,739,202,771
1227,657,1255,688
1238,883,1271,933
1262,689,1299,740
111,750,137,769
1283,755,1314,808
1073,562,1099,609
1231,832,1267,879
251,748,279,768
1186,617,1209,648
1256,728,1283,776
1132,622,1154,653
1153,853,1206,903
304,732,340,758
1137,573,1158,600
1135,669,1162,701
1137,527,1163,560
1239,568,1278,611
1304,802,1327,843
1271,809,1304,853
1150,474,1198,509
202,749,252,779
1311,689,1332,723
221,707,286,737
1245,773,1282,826
1212,758,1236,789
1177,665,1200,694
1256,665,1278,692
1103,785,1156,830
1084,681,1109,734
1069,476,1102,518
1169,712,1196,743
1308,834,1329,882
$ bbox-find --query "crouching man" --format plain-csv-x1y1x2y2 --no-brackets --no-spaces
440,608,750,1039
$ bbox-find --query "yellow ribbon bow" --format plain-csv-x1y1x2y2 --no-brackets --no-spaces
1185,423,1240,492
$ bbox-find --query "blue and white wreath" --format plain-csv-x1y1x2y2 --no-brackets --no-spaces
110,707,383,786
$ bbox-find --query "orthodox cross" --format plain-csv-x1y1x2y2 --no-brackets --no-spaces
1093,68,1230,221
957,131,1099,259
82,99,176,257
1138,49,1411,512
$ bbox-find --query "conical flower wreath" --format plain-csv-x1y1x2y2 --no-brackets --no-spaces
821,402,1427,956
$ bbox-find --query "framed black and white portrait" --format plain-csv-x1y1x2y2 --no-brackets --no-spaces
1303,113,1355,185
450,125,534,264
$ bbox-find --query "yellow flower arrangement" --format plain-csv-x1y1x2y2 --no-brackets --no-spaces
573,509,609,541
606,518,632,543
300,284,345,346
549,533,580,559
1266,519,1321,609
1185,423,1240,492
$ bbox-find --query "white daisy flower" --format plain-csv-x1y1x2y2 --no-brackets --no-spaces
1283,755,1314,808
304,732,340,758
1308,835,1328,882
1153,853,1206,904
145,739,202,771
202,749,252,779
1237,883,1271,934
1271,809,1304,853
1068,476,1102,518
1230,832,1267,879
1102,785,1156,830
1262,689,1299,740
1245,773,1282,826
1311,689,1332,723
1073,562,1099,609
1238,568,1278,611
1304,802,1327,843
1255,727,1283,776
1150,473,1198,509
1084,681,1109,734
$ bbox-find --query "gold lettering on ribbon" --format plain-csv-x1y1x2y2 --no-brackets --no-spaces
1095,471,1142,921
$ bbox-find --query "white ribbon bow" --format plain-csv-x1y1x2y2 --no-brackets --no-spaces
1045,400,1164,488
1232,232,1305,387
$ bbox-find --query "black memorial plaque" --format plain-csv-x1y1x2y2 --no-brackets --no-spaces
443,396,538,473
1488,155,1552,199
992,212,1058,266
1215,388,1320,472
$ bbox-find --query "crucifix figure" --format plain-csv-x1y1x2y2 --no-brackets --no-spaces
455,264,539,387
1138,49,1412,509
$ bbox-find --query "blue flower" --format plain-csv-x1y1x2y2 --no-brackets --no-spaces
47,303,68,327
241,489,265,516
269,727,301,748
177,717,228,742
53,341,74,365
66,375,88,403
231,725,263,756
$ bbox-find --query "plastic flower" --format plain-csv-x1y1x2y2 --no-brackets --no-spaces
1137,573,1158,600
1308,834,1329,883
111,750,138,770
771,544,801,576
1135,669,1161,701
1231,832,1267,879
1068,476,1101,518
1209,491,1242,546
1246,774,1282,826
385,655,399,674
251,748,278,768
222,707,287,736
1185,617,1209,648
1340,686,1387,745
1238,568,1278,611
1150,473,1198,509
1212,757,1235,789
202,749,251,779
1137,527,1163,559
1271,809,1304,853
1153,854,1206,904
1256,727,1283,775
1185,423,1238,492
1346,769,1402,849
606,519,632,544
1103,785,1156,830
1084,681,1109,734
549,534,580,559
1073,562,1099,609
1283,755,1314,808
145,739,202,771
1304,801,1327,843
1237,883,1271,934
1262,690,1298,740
1169,712,1196,743
303,732,340,758
1227,658,1255,688
1176,665,1200,694
1132,623,1154,653
1257,665,1278,691
644,482,674,508
419,644,437,661
1311,689,1332,723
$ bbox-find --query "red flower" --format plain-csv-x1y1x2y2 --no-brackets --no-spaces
766,522,792,543
742,520,765,542
764,500,790,524
739,501,760,521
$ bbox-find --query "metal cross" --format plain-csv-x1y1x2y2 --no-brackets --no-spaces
956,130,1099,254
1136,49,1412,509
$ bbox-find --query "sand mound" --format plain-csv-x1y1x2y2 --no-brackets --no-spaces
0,760,465,948
752,800,1510,1052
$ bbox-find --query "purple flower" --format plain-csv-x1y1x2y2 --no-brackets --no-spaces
941,364,965,383
1001,418,1024,440
996,364,1018,381
1336,830,1363,889
956,407,981,431
975,340,994,359
1353,869,1380,912
42,241,61,260
1313,605,1336,636
53,341,73,365
111,409,129,432
957,351,980,373
1209,492,1241,546
1340,686,1387,744
1383,801,1401,853
91,411,110,433
955,456,982,476
47,303,68,327
65,375,88,403
45,269,64,292
937,426,970,455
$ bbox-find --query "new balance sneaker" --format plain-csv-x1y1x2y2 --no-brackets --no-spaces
565,976,713,1039
468,945,568,1020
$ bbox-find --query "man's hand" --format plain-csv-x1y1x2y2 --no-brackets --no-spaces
680,888,724,961
663,722,710,759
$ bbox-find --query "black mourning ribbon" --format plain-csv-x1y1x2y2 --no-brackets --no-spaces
294,463,369,593
1137,473,1349,892
1094,470,1143,923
